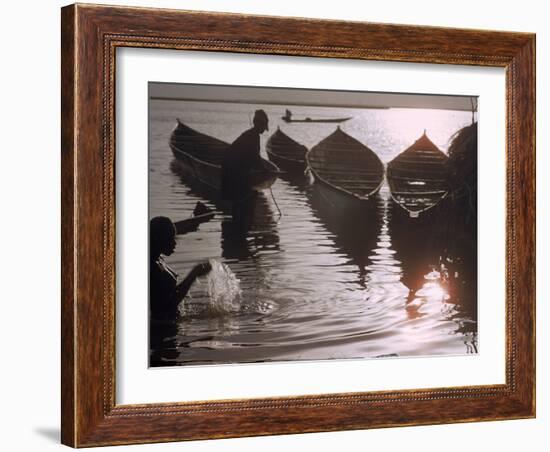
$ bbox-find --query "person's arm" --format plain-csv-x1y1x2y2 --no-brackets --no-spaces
249,134,264,169
172,262,212,303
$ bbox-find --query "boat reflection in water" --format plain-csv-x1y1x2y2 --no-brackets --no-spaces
306,184,379,288
389,191,478,354
309,180,476,356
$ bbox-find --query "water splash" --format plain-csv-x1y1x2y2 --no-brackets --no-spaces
205,259,242,314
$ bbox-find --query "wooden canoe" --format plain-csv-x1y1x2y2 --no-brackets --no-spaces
447,122,478,239
266,127,308,174
282,117,352,123
387,132,450,218
448,122,477,209
281,109,351,123
306,127,384,209
169,119,279,191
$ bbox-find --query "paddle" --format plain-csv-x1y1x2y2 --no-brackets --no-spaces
250,168,286,176
174,202,215,235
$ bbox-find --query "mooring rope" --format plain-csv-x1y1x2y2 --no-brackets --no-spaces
269,186,283,222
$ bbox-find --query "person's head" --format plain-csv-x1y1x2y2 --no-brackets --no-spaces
252,109,269,134
150,216,177,259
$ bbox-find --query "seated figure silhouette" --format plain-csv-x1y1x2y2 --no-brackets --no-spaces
149,215,211,321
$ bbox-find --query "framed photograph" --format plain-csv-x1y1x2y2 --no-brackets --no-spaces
61,3,535,447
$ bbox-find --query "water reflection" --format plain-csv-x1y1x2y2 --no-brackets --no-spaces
389,194,478,353
221,194,280,262
307,184,379,288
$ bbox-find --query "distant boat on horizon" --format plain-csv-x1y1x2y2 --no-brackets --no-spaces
281,109,352,124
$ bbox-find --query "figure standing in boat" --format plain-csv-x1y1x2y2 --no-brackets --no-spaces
282,109,292,122
221,109,270,219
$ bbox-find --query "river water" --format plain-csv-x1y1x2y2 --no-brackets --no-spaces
149,99,477,366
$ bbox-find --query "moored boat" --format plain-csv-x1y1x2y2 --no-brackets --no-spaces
266,127,308,174
169,119,279,192
387,131,450,218
306,127,384,211
447,122,477,239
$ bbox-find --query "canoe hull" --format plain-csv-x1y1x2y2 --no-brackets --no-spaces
387,133,450,218
310,171,379,215
171,144,221,189
447,122,478,240
389,194,452,231
282,117,352,123
306,127,384,210
266,149,306,174
266,128,308,175
170,120,278,192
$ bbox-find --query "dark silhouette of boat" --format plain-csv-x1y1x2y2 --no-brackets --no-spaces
266,127,308,174
447,122,478,240
281,109,351,124
306,127,384,211
386,130,477,325
387,131,450,219
169,119,279,192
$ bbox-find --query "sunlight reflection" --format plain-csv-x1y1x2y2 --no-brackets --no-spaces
416,281,450,302
418,265,451,302
406,266,451,323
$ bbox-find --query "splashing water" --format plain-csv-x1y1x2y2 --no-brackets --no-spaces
205,259,242,315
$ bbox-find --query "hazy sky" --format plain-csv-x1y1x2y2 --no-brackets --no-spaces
149,82,476,111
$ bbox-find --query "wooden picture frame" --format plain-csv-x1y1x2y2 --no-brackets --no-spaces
61,3,535,447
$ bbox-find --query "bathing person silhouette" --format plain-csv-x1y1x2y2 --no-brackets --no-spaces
149,215,211,321
221,109,269,219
